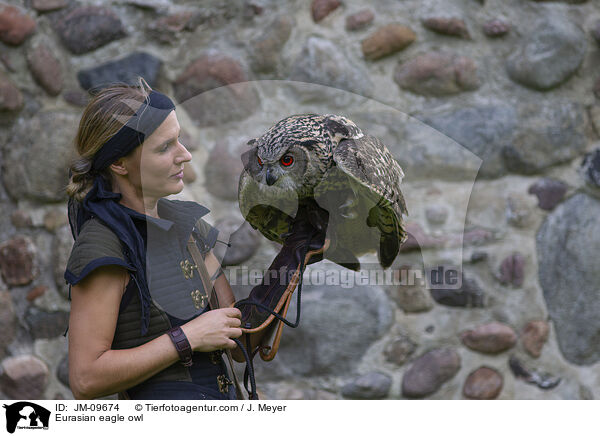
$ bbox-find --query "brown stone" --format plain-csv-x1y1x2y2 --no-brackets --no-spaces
31,0,68,12
0,236,37,286
0,71,24,112
384,335,417,365
51,6,127,55
483,19,510,37
243,2,264,17
498,253,525,287
463,366,503,399
204,140,246,201
422,17,470,39
399,222,447,252
248,15,293,73
311,0,341,22
362,24,416,60
522,320,549,358
173,54,259,127
387,266,433,312
26,285,48,302
394,51,480,96
462,228,494,246
43,209,67,231
0,355,49,399
460,322,517,354
0,4,36,45
11,210,32,228
62,89,89,107
147,11,198,44
26,43,63,96
402,348,461,398
345,9,374,31
156,11,195,32
528,178,568,211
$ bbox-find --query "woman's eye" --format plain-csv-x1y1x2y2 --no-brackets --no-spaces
161,136,180,152
257,156,263,166
280,155,293,166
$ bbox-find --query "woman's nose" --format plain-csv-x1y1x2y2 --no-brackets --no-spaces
175,141,192,163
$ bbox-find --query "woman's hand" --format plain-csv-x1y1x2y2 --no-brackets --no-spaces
181,308,242,352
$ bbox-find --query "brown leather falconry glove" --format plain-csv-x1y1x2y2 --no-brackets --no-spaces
235,201,329,333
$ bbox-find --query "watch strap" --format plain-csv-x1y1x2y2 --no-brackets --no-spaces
167,326,193,367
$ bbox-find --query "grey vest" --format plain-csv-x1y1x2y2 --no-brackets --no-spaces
65,208,220,384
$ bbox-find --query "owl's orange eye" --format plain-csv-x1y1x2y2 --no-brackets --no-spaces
280,155,293,166
257,156,263,166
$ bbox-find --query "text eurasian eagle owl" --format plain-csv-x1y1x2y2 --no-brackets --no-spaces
238,114,408,270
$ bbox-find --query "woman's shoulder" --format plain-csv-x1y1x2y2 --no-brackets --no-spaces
64,217,132,286
71,218,125,261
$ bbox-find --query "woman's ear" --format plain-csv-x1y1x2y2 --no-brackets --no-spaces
109,158,129,176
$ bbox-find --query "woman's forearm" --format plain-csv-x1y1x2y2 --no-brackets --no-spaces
72,333,180,399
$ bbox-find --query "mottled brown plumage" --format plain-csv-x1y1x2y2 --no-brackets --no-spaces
238,114,408,270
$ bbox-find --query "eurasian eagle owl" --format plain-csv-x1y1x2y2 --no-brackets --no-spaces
238,114,408,270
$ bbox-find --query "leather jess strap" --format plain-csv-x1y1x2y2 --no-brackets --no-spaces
186,235,247,400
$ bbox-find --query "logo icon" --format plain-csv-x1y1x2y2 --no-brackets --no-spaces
2,402,50,433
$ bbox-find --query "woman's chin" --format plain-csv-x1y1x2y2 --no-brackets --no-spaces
170,179,185,194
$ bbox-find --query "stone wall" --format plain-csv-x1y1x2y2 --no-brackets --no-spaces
1,0,599,400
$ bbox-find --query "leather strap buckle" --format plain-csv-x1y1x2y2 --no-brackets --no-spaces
217,374,233,394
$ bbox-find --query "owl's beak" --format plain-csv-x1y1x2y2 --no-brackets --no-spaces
266,167,279,186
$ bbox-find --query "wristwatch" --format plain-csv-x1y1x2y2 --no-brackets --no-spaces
167,326,193,367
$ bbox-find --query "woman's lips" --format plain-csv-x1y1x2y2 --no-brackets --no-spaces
171,170,184,179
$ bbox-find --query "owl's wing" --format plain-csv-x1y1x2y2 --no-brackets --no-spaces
333,135,408,216
332,135,408,268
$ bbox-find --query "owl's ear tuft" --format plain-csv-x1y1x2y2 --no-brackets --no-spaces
240,148,254,168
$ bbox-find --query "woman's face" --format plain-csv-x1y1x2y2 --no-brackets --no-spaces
123,111,192,199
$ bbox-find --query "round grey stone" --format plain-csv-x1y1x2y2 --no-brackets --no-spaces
506,15,586,90
503,102,587,174
289,36,374,103
254,273,393,378
341,372,392,399
420,105,517,179
3,110,78,202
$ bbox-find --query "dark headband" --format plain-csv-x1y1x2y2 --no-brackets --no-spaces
91,90,175,172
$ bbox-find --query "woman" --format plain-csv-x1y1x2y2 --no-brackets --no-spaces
64,77,254,400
